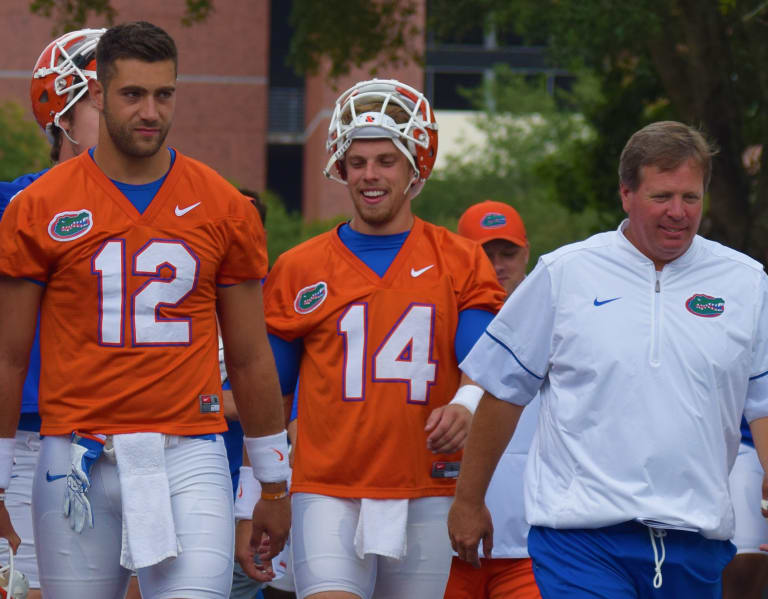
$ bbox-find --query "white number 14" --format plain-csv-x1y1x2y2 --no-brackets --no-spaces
337,303,437,403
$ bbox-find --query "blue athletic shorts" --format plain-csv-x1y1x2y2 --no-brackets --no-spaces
528,522,736,598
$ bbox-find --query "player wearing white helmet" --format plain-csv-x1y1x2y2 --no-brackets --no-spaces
0,28,104,599
247,78,505,598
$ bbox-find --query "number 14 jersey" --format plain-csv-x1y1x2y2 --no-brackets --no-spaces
264,218,505,499
0,151,267,436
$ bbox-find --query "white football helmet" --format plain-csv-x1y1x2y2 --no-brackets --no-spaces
323,79,438,196
30,28,106,144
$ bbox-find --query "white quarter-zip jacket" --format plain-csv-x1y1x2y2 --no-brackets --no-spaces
461,221,768,540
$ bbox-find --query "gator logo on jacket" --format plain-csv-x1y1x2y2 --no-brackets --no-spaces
48,209,93,242
294,281,328,314
685,294,725,318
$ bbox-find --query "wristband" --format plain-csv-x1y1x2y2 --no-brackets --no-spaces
449,385,484,415
261,489,289,501
244,431,290,483
234,466,261,520
0,437,15,489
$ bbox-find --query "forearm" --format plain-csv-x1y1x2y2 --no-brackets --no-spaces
0,363,24,437
750,416,768,473
455,392,524,505
227,351,284,438
0,277,41,437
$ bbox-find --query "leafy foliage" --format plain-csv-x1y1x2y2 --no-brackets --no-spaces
0,102,50,181
261,192,342,266
29,0,211,33
415,68,611,267
288,0,421,78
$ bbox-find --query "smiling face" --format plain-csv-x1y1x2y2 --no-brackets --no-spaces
343,138,416,235
620,158,704,270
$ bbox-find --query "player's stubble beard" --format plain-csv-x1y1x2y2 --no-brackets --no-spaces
102,97,171,159
352,182,412,229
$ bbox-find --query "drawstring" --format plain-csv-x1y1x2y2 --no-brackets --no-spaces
648,527,667,589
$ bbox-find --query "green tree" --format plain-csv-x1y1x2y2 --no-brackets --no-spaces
428,0,768,263
0,101,50,181
415,68,609,267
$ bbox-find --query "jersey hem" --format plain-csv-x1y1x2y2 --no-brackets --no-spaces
40,423,228,436
290,482,456,498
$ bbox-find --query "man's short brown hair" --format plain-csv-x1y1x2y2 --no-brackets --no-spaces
619,121,717,191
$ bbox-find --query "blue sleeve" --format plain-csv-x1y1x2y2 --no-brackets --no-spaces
290,381,299,422
455,309,496,364
268,333,302,395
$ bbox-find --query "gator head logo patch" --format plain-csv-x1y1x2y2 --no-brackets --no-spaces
481,212,507,229
48,210,93,242
685,294,725,318
294,281,328,314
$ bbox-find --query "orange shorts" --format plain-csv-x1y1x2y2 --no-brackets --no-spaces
443,556,541,599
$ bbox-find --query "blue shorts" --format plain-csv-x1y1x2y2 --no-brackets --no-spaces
528,522,735,598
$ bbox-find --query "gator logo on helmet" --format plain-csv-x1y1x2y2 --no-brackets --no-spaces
294,281,328,314
685,294,725,318
48,209,93,241
481,212,507,229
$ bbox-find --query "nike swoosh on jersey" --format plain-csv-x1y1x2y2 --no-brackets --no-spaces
593,297,621,306
410,265,434,277
45,471,66,482
174,202,201,216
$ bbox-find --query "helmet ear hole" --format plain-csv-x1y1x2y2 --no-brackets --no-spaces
38,90,49,103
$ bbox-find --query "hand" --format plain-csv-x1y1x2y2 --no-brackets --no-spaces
234,520,276,582
0,502,20,555
447,496,493,567
62,433,104,533
425,404,472,454
249,495,291,563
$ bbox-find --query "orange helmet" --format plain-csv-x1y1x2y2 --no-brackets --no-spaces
324,79,438,197
29,28,105,143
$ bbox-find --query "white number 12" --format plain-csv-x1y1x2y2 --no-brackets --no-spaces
92,239,200,346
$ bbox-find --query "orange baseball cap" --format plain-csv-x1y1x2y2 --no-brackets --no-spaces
457,200,528,247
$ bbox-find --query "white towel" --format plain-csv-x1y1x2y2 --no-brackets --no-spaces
113,433,181,569
353,498,408,559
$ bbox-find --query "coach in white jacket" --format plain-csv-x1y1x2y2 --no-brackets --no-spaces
448,121,768,598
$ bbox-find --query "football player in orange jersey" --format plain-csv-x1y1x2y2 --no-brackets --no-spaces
0,28,105,599
0,21,289,599
248,80,506,599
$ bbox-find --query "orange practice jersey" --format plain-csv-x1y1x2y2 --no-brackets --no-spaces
264,218,506,498
0,151,267,436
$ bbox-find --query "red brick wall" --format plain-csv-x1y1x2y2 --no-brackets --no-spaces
0,0,268,189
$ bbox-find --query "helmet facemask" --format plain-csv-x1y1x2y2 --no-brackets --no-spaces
324,79,438,199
